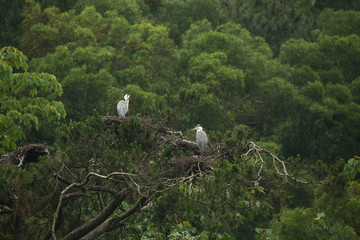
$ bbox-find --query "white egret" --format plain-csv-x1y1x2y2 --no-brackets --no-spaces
192,124,208,154
117,94,130,117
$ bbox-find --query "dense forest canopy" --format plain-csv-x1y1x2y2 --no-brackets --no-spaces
1,0,360,239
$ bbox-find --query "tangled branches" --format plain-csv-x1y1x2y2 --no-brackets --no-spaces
1,116,324,239
51,162,211,240
243,141,323,184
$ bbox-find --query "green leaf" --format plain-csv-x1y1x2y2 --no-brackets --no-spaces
30,88,37,97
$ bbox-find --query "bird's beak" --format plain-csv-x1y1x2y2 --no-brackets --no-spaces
192,127,197,130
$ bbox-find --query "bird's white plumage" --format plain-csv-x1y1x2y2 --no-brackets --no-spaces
193,124,208,154
117,94,130,117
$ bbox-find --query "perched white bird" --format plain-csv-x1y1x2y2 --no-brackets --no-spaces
192,124,208,154
117,94,130,117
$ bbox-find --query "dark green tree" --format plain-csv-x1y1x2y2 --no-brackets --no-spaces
155,0,222,44
22,4,177,119
220,0,316,53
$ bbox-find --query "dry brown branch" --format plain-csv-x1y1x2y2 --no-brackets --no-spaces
52,182,77,239
62,189,129,240
52,168,133,239
56,171,119,194
52,169,150,239
80,196,148,240
54,164,194,240
53,160,208,239
243,141,323,184
63,191,90,199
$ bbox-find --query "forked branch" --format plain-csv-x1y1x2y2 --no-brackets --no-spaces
243,141,323,184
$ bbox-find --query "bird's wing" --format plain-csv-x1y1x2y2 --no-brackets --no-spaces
117,100,125,106
196,131,208,153
200,131,208,142
196,131,208,145
117,100,127,116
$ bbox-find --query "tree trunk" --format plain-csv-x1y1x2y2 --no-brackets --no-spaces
81,197,147,240
14,212,24,240
63,189,128,240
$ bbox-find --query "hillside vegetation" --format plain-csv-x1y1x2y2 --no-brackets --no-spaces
1,0,360,239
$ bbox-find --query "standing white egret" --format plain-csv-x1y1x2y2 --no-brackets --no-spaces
192,124,208,154
117,94,130,117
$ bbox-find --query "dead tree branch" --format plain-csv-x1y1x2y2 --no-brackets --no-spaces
52,169,162,240
80,196,148,240
52,183,76,239
61,189,129,240
243,141,323,184
54,173,119,195
52,170,137,240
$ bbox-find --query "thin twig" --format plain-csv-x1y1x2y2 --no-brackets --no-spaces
243,141,324,184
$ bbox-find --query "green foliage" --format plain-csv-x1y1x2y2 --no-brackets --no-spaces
155,0,222,44
289,65,320,86
318,33,360,82
2,1,360,239
107,84,162,117
350,77,360,104
137,160,274,240
276,32,360,161
166,82,230,131
344,156,360,181
0,158,62,239
21,2,76,58
0,46,65,153
178,20,290,132
74,0,146,23
188,51,244,101
260,159,360,239
220,0,316,53
140,221,211,240
120,21,178,93
260,208,359,240
318,9,360,36
258,77,297,117
0,0,24,47
279,39,330,70
315,0,360,11
24,6,177,119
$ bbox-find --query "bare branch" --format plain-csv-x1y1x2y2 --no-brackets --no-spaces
52,182,77,240
54,173,72,185
62,189,129,240
80,196,148,240
88,185,118,196
97,192,105,210
63,191,90,199
243,141,324,184
54,173,124,195
51,169,150,238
